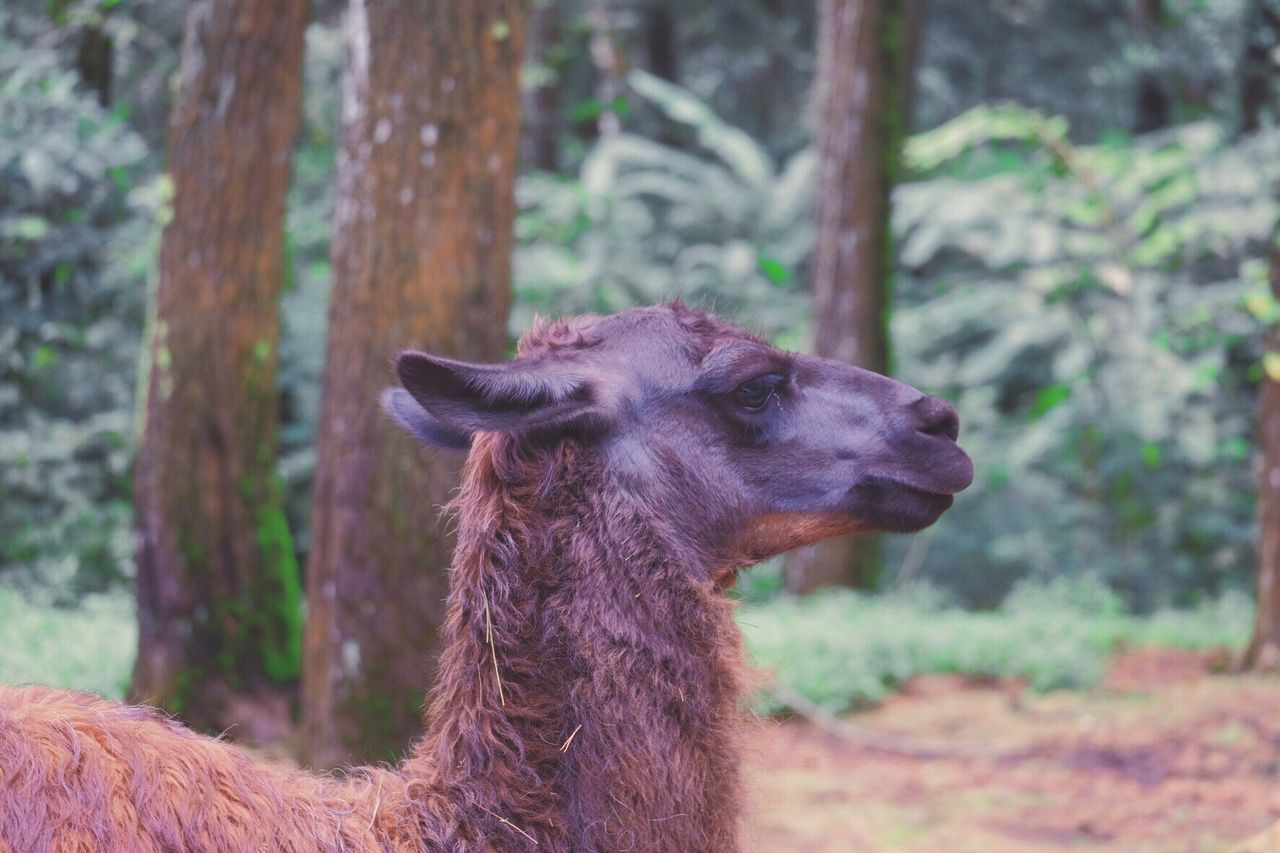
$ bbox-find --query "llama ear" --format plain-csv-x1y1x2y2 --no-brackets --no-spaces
394,351,598,436
380,388,473,449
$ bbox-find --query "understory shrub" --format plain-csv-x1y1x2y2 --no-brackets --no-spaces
740,578,1254,715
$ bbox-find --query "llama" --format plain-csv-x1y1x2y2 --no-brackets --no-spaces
0,304,972,851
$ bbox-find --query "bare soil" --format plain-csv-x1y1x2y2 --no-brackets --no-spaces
742,649,1280,852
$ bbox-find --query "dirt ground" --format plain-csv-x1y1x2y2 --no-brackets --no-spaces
742,649,1280,852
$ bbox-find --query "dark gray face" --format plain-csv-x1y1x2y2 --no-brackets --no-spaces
384,306,973,568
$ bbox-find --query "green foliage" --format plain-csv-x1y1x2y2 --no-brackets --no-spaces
0,7,159,596
740,579,1254,716
3,579,1251,716
904,104,1072,179
514,70,813,348
276,22,343,557
1,2,1274,626
919,0,1252,139
891,111,1279,607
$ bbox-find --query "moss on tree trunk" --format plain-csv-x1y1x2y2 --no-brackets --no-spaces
130,0,308,732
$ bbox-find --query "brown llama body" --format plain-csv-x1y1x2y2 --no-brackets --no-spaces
0,305,972,851
0,684,414,850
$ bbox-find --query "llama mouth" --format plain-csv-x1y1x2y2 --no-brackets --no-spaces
848,478,958,533
875,479,953,497
866,473,969,498
868,445,974,497
888,481,959,500
882,485,955,532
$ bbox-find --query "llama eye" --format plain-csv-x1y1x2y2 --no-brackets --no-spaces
733,377,775,412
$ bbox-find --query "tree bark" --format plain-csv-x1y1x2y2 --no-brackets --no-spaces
130,0,307,735
1132,0,1170,134
644,0,678,84
587,0,625,138
49,0,115,107
524,0,562,171
301,0,527,768
76,23,113,107
785,0,919,594
1240,0,1280,134
1246,229,1280,672
643,0,679,145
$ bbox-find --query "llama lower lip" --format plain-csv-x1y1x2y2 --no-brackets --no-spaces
848,479,956,533
890,488,955,531
894,484,955,513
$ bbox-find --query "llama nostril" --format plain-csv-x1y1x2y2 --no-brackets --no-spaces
913,396,960,441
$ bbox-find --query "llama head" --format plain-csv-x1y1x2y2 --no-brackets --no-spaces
384,304,972,574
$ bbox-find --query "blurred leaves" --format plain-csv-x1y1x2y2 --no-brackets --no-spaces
2,1,1277,621
514,71,813,346
891,111,1280,607
0,6,157,597
626,69,773,185
741,579,1254,715
905,104,1071,177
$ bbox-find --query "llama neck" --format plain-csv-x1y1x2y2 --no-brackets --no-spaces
401,440,745,850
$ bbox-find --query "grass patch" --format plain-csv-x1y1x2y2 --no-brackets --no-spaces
0,588,135,699
739,578,1253,715
0,577,1255,716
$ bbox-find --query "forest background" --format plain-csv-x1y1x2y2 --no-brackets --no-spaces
2,1,1280,832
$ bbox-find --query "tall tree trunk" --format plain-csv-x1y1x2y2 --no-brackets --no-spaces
1133,0,1171,134
76,23,113,107
643,0,679,145
587,0,625,138
749,0,799,151
130,0,307,735
524,0,562,171
48,0,115,107
1246,227,1280,672
301,0,527,769
785,0,919,594
1240,0,1280,134
644,0,677,83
